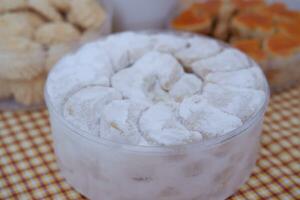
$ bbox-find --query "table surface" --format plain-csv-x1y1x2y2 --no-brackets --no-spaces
0,85,299,200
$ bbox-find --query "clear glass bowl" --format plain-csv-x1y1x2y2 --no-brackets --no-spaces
45,32,270,200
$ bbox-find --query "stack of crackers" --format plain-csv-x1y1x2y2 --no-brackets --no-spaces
172,0,300,91
0,0,107,107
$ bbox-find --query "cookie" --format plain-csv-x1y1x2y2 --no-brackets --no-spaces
231,12,274,40
28,0,62,21
49,0,70,12
35,22,81,46
10,73,46,106
0,36,46,80
67,0,106,29
231,39,267,67
171,8,213,34
0,0,27,14
0,11,45,38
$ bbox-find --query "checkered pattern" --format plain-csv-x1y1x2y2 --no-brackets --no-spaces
0,86,299,200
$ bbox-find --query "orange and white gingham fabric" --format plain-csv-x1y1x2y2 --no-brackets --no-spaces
0,86,300,200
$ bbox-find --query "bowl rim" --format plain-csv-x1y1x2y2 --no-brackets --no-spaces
44,31,271,154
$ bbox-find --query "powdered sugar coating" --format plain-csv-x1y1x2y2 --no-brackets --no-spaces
46,32,268,146
63,86,122,136
191,48,252,78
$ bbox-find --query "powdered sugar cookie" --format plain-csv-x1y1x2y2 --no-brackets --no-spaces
0,0,27,14
112,51,183,102
206,66,265,90
139,102,202,146
100,100,149,145
0,36,46,80
68,0,106,29
35,22,81,46
0,12,45,38
175,36,222,68
10,74,46,106
46,43,74,72
47,43,114,108
202,83,266,121
179,95,243,137
191,48,251,78
169,74,203,102
63,86,122,136
28,0,62,21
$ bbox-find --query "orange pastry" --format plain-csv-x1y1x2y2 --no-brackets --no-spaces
233,0,266,11
192,0,221,17
264,33,300,58
172,7,213,34
263,33,300,91
277,21,300,41
232,39,267,65
231,12,274,40
260,3,300,23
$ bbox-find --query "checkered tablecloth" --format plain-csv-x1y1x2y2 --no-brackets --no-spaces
0,86,299,200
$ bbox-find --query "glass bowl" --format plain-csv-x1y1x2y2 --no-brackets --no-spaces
45,31,270,200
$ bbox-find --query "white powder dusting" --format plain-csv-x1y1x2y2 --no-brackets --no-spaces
112,51,184,102
202,83,266,121
46,32,267,146
191,48,252,78
206,67,265,90
63,86,122,136
175,36,222,68
179,95,243,137
170,74,203,102
100,100,149,145
139,102,203,146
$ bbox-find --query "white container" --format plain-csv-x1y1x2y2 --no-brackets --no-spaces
45,32,270,200
110,0,179,31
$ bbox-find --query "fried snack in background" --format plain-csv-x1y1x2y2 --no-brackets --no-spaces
173,0,300,92
28,0,63,21
0,0,27,14
0,0,107,108
0,12,45,38
67,0,106,30
35,22,81,45
0,36,46,80
10,74,46,106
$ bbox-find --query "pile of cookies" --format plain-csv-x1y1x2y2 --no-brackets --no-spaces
0,0,107,107
172,0,300,91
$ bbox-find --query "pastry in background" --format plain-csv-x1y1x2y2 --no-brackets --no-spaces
0,0,27,14
171,6,213,34
0,36,46,80
10,74,46,106
231,12,274,40
263,34,300,90
35,22,81,45
173,0,300,92
0,0,108,108
232,39,267,68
